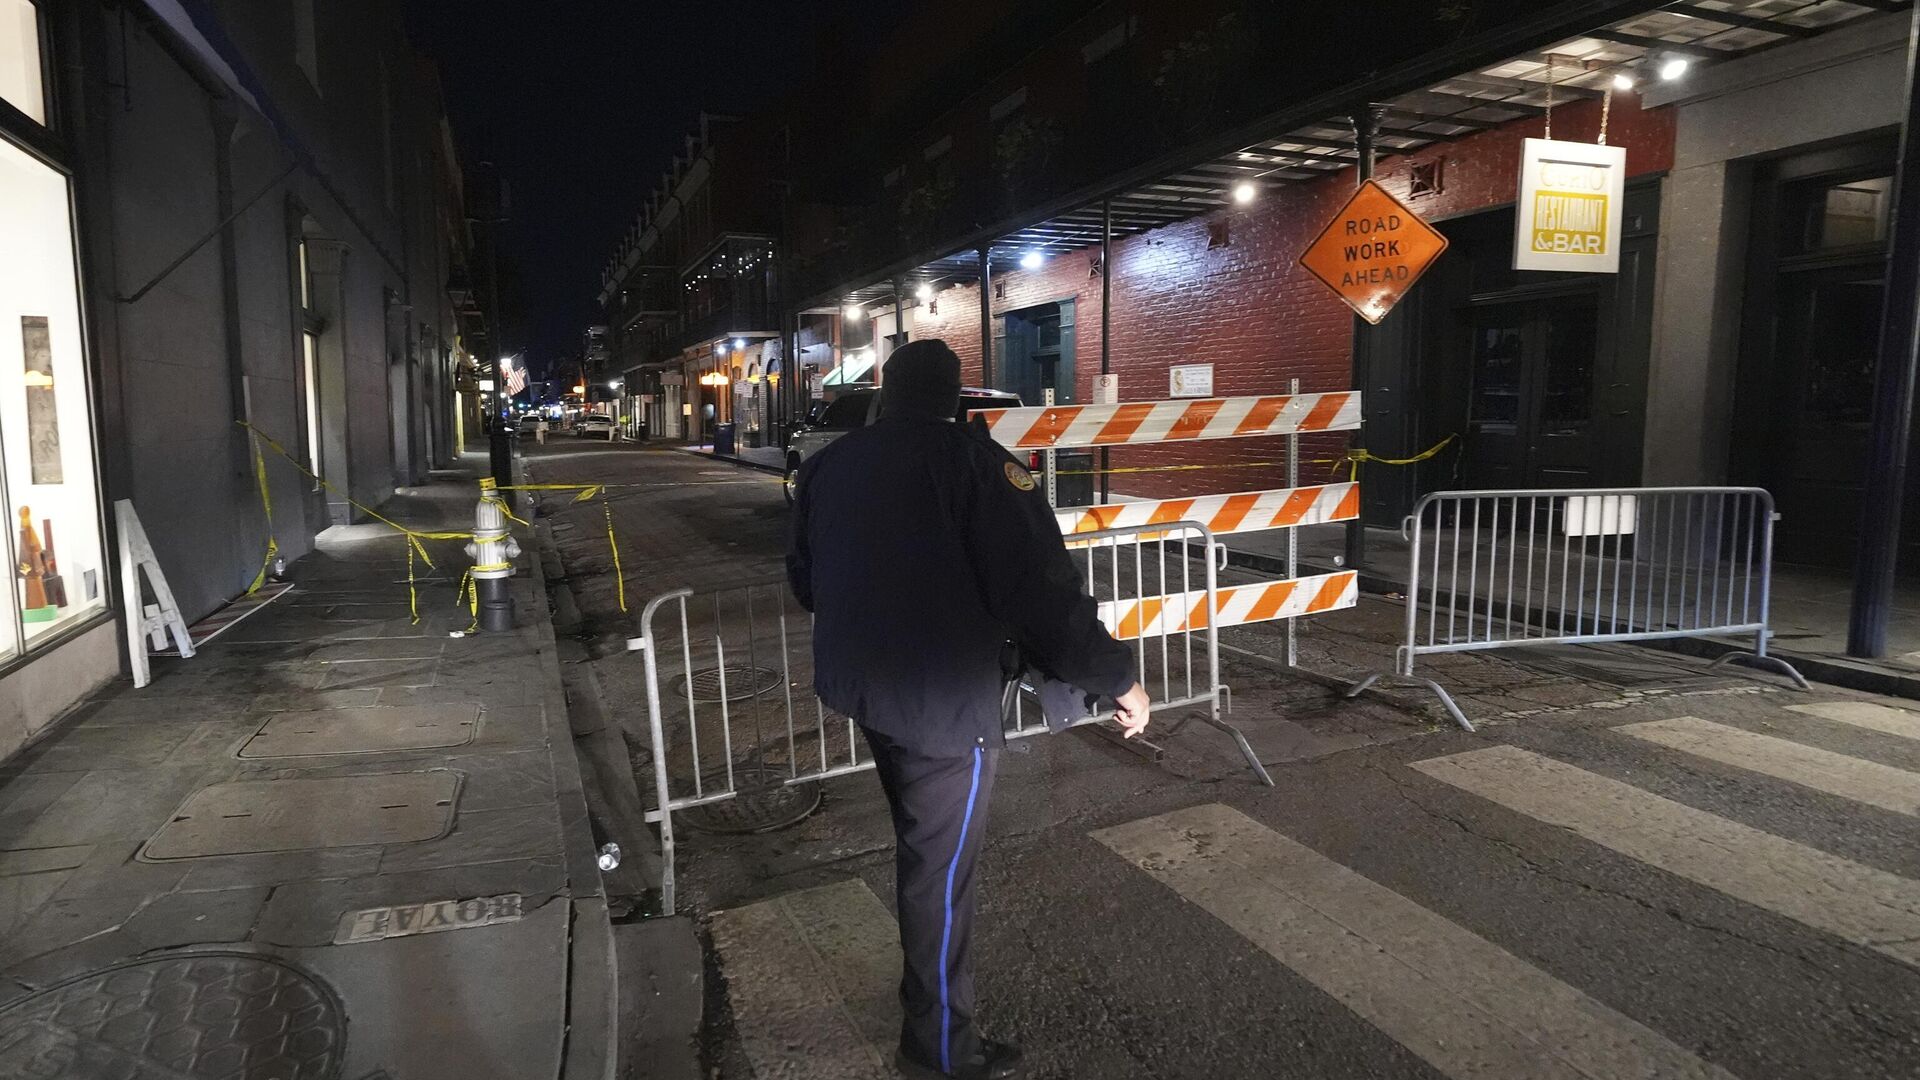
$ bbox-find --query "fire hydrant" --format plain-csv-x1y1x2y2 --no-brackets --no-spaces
464,477,521,632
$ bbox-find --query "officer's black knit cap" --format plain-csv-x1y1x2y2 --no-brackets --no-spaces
879,339,963,421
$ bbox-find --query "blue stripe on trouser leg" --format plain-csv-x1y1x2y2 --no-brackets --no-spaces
938,747,985,1074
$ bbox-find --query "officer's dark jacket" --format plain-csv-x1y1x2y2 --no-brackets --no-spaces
787,417,1135,755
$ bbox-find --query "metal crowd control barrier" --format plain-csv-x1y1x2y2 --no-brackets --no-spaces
1348,486,1809,731
630,520,1261,916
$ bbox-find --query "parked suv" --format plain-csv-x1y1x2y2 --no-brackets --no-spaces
783,387,1022,504
575,413,617,437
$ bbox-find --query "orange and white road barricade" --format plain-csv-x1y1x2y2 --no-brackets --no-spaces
1099,571,1358,640
1043,379,1368,737
977,391,1361,450
1057,483,1358,542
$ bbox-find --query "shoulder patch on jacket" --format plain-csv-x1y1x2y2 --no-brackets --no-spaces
1004,461,1036,492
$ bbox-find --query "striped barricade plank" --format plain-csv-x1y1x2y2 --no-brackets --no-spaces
979,392,1363,450
1057,483,1358,542
1098,571,1358,640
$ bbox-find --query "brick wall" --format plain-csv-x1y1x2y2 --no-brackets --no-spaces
906,93,1677,501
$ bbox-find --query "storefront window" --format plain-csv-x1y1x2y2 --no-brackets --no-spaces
0,0,43,125
0,136,106,654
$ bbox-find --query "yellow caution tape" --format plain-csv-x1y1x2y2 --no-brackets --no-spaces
245,433,280,594
1333,433,1459,482
1050,434,1460,480
239,421,477,624
496,482,624,611
240,429,637,625
603,493,627,613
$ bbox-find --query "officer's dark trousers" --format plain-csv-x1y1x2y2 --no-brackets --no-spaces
862,726,1002,1071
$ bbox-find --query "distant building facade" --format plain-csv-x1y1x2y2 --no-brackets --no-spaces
0,0,474,757
598,113,789,445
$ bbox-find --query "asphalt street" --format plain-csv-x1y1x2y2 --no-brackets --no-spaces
527,439,1920,1080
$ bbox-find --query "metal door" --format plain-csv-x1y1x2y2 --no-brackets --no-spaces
1464,293,1600,490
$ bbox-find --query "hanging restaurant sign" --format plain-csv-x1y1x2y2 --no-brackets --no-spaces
1513,138,1626,273
1298,179,1448,325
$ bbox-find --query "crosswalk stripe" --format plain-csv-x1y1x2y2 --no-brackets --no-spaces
1411,746,1920,968
1093,803,1733,1080
1787,701,1920,742
1618,716,1920,817
709,878,899,1079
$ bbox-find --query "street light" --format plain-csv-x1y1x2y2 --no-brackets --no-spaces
607,379,621,390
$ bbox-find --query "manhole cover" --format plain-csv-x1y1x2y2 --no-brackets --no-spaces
681,765,821,833
678,665,784,703
0,953,345,1079
239,704,480,758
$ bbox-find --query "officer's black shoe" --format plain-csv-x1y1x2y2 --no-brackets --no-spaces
894,1038,1024,1079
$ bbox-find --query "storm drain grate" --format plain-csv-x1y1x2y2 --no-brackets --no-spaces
0,953,345,1078
678,665,784,703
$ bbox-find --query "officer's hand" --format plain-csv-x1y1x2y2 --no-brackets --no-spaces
1114,683,1151,739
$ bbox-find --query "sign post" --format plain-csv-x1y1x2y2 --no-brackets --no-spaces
1300,144,1449,569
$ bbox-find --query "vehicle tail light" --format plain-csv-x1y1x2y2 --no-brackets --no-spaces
1028,451,1041,470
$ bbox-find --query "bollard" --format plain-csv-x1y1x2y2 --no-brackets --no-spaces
464,477,521,632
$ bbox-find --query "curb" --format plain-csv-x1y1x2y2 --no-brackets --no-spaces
516,454,620,1080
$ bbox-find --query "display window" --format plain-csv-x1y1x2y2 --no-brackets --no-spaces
0,0,44,126
0,135,106,656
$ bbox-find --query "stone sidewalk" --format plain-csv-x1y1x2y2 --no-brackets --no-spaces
0,463,615,1079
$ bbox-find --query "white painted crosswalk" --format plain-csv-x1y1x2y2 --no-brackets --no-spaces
1093,802,1735,1080
711,703,1920,1080
1617,716,1920,816
1788,700,1920,742
1411,744,1920,968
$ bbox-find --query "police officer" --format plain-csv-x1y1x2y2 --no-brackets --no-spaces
788,339,1150,1080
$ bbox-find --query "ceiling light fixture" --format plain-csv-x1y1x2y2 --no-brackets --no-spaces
1659,56,1689,81
915,283,934,302
1233,181,1257,204
843,304,864,320
1611,73,1635,91
1020,251,1045,271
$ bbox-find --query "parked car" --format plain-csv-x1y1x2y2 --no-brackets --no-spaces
575,413,617,437
783,387,1022,504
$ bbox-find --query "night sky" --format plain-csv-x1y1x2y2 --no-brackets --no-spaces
401,0,906,380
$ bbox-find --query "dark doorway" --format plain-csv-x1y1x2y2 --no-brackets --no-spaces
998,299,1076,404
1385,182,1658,520
1736,136,1920,571
1463,292,1601,489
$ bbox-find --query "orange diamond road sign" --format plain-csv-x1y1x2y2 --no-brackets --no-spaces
1299,179,1449,325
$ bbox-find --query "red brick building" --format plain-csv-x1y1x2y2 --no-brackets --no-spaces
783,3,1917,595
